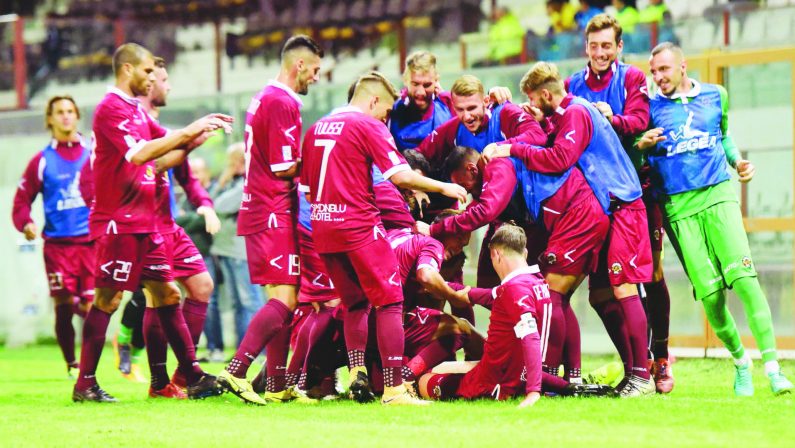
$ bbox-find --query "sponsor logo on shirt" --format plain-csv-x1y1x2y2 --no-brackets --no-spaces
309,203,347,222
57,173,87,211
666,111,718,157
183,254,202,264
314,121,345,136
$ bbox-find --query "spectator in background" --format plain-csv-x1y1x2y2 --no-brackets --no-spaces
576,0,605,30
639,0,672,25
613,0,640,33
487,6,526,65
208,143,266,355
547,0,577,34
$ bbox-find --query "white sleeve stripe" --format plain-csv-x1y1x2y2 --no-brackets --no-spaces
492,287,498,299
38,157,46,182
271,161,296,172
298,183,310,193
124,140,147,162
416,263,439,272
382,163,410,180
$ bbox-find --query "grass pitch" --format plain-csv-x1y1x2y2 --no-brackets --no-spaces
0,345,793,447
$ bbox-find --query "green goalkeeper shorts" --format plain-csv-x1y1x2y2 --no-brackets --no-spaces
665,200,757,301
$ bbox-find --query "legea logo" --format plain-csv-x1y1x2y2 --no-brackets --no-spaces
666,111,718,156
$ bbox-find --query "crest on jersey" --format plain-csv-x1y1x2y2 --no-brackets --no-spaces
611,262,623,274
742,256,753,269
546,252,557,265
144,165,155,181
653,229,662,241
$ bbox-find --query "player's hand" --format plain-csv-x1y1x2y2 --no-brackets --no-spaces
197,206,221,235
593,101,613,122
518,391,541,409
448,285,471,307
488,86,513,105
22,222,37,241
414,190,430,218
482,143,511,163
520,102,544,122
414,221,430,236
636,127,666,151
441,183,467,203
188,114,233,137
735,159,755,183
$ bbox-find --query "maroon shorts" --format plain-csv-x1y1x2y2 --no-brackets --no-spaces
541,196,609,276
590,198,653,288
320,235,403,308
424,372,465,400
297,225,337,303
163,227,207,279
43,240,95,298
643,191,665,252
403,307,443,358
94,233,173,291
244,227,299,286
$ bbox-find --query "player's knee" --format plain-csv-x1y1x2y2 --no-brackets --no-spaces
417,373,435,399
588,288,613,306
94,288,123,313
184,273,214,302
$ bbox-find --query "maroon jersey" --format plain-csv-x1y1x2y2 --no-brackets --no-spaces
237,81,303,236
458,265,550,398
300,106,410,254
387,228,444,310
90,87,168,238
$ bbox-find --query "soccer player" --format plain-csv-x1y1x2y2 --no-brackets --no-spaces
418,225,608,405
300,71,466,405
636,42,793,396
217,35,324,404
566,13,674,393
389,51,513,151
12,95,93,377
440,145,610,380
141,56,221,398
484,62,654,396
72,42,232,402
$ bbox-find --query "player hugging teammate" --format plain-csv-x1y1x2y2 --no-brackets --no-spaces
52,20,791,406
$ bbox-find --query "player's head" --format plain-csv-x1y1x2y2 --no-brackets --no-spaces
281,35,324,95
350,71,399,123
520,62,565,117
189,157,211,187
148,57,171,108
450,75,490,133
649,42,686,96
112,42,156,97
227,142,246,176
45,95,80,137
489,224,529,276
403,149,431,176
612,0,635,10
585,14,623,73
403,51,439,112
433,209,472,260
444,145,481,194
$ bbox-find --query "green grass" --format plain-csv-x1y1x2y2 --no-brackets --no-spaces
0,345,793,447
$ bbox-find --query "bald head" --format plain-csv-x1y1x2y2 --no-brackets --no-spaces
112,42,155,97
113,43,153,77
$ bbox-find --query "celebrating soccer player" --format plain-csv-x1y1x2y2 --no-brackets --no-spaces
217,35,324,405
484,62,654,395
300,71,466,405
637,42,793,396
72,42,232,402
566,13,674,393
12,95,93,378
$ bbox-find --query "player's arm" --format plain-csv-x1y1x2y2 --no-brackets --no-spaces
429,160,516,238
449,282,496,310
415,118,457,170
265,99,302,179
515,310,543,407
417,267,471,306
129,114,232,166
498,103,548,145
12,153,44,240
507,107,592,174
172,160,220,234
605,68,650,137
717,85,753,182
154,131,214,173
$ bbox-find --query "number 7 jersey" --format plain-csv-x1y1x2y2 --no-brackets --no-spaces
300,106,410,254
237,80,304,236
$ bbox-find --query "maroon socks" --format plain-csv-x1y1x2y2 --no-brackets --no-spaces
618,295,651,380
54,303,76,366
375,303,405,388
644,279,671,359
227,299,291,379
75,307,111,390
182,298,208,348
143,307,169,390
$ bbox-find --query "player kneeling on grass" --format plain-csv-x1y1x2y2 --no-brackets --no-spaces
418,225,611,407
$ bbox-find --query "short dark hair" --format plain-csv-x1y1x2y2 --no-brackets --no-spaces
443,146,479,178
403,149,431,175
281,34,324,60
585,13,623,44
45,95,80,129
488,224,527,254
153,56,166,69
432,208,463,224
